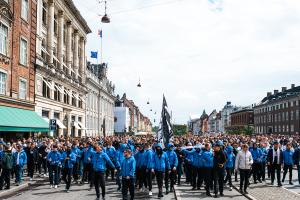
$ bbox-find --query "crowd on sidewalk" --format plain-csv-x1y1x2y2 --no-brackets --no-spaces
0,134,300,200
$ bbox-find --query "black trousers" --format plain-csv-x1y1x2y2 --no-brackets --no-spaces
282,164,293,182
0,169,11,189
137,167,147,189
239,169,250,192
185,162,193,183
261,162,266,181
38,158,47,174
27,162,35,178
192,166,203,189
213,168,224,195
146,170,153,191
252,162,262,182
155,171,165,195
165,168,176,190
62,168,73,190
203,167,212,194
82,163,93,187
270,164,281,185
94,172,105,198
106,164,115,180
122,177,135,200
224,167,233,186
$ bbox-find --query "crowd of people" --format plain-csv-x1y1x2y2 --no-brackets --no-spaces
0,134,300,200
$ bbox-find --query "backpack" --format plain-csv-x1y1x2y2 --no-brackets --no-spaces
2,153,13,169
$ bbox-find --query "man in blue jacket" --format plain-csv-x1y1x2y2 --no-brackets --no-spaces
61,145,76,192
13,144,27,186
224,145,235,191
105,141,116,181
250,143,263,183
91,144,116,200
282,143,294,184
121,148,136,200
202,143,213,197
151,143,170,198
165,143,178,193
47,145,61,188
134,144,147,191
116,143,126,191
144,143,154,196
81,142,94,189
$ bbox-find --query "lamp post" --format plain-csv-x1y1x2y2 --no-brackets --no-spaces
101,1,110,23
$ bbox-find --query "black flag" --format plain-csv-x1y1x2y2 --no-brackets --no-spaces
157,95,173,146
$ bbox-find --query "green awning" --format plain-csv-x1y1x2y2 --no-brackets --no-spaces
0,106,49,132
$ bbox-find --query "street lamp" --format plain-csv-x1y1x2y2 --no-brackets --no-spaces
101,0,110,23
137,78,141,87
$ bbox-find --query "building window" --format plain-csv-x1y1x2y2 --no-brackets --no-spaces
54,112,60,119
54,84,61,101
19,79,27,99
20,38,28,65
21,0,29,21
0,23,8,56
296,110,299,120
291,124,294,132
54,14,58,36
42,1,47,26
42,79,50,98
0,70,7,95
72,92,76,106
78,95,83,108
42,110,49,118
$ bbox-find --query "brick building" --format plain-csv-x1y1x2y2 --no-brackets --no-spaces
230,108,254,129
254,84,300,135
0,0,48,138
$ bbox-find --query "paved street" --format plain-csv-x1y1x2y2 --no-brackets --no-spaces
3,179,175,200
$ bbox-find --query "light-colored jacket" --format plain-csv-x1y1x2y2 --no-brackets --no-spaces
235,150,253,170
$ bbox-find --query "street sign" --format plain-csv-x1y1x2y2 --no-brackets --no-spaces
49,119,57,131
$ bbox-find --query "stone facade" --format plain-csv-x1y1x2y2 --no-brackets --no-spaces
34,0,91,137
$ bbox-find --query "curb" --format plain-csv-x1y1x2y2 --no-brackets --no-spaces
0,181,35,198
231,184,257,200
173,185,182,200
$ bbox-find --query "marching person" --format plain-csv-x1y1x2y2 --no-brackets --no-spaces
134,144,147,191
91,144,116,200
282,143,294,185
250,143,263,183
81,142,94,189
202,143,213,197
144,143,154,196
116,143,126,191
175,144,184,185
212,143,226,198
151,143,170,198
38,141,48,177
26,142,38,181
121,148,136,200
105,141,116,181
13,144,27,186
61,145,76,192
0,145,13,190
47,145,61,189
267,141,283,187
165,143,178,193
224,145,234,191
293,143,300,185
235,144,253,194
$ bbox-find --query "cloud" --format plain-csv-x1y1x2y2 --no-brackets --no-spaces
74,0,300,124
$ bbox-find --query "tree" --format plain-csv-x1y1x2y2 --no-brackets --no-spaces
173,124,187,135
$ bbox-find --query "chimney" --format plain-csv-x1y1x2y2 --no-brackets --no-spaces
282,87,287,92
267,92,272,97
291,84,295,89
227,101,231,105
274,90,279,95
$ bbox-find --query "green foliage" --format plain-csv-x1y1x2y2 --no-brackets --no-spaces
173,124,187,135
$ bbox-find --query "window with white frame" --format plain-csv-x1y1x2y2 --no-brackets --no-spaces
0,23,8,56
20,37,28,65
0,70,7,95
19,79,27,99
21,0,29,21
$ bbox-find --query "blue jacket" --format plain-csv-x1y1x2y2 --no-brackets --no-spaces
91,151,115,172
250,148,263,163
144,149,154,169
106,146,116,161
182,148,202,168
202,150,213,168
115,144,127,169
121,156,136,177
225,146,235,168
13,151,27,167
166,150,178,168
135,150,146,168
151,144,170,172
71,147,80,162
283,149,294,165
47,151,61,166
61,151,76,169
261,148,268,163
83,146,94,164
184,148,194,163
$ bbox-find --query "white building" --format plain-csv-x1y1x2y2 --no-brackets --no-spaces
208,110,217,133
85,63,115,137
35,0,91,137
220,102,241,133
114,107,130,133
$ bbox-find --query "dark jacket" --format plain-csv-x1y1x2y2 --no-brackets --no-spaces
26,147,39,165
1,152,13,169
213,150,226,169
293,147,300,166
267,148,283,165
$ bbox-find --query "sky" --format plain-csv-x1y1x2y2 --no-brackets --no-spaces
73,0,300,125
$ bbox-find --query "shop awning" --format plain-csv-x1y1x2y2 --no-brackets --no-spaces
78,122,85,130
43,118,66,129
73,122,81,129
0,106,49,132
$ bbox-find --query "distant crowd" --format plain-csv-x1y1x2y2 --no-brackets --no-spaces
0,133,300,200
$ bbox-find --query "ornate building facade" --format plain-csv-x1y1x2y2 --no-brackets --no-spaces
34,0,91,137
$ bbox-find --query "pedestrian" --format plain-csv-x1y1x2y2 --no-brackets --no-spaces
144,143,154,196
212,143,226,198
250,143,263,183
61,145,76,192
13,144,27,186
175,144,184,185
47,145,61,188
267,141,283,187
0,145,13,190
165,143,178,193
235,144,253,194
134,144,147,191
91,144,116,200
121,148,136,200
151,143,170,198
105,141,116,181
224,145,234,191
282,143,294,185
202,143,213,197
115,143,126,191
38,141,48,177
81,142,94,190
293,143,300,185
26,143,38,181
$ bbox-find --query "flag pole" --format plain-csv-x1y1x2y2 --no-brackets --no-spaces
101,31,103,64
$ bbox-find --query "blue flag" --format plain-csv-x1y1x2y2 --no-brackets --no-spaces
91,51,98,59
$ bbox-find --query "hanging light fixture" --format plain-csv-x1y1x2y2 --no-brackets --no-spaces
101,1,110,23
147,98,150,104
137,78,141,87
